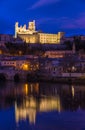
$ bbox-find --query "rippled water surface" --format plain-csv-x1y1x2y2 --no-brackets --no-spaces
0,82,85,130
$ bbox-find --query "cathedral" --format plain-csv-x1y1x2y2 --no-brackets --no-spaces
15,20,64,44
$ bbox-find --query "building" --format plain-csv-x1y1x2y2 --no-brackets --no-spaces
38,32,64,44
15,20,65,44
43,42,76,58
0,34,14,46
0,34,23,45
0,55,39,71
44,50,73,58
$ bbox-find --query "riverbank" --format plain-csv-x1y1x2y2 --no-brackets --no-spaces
36,76,85,84
0,73,85,84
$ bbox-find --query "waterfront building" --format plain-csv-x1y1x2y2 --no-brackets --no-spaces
0,55,39,71
38,58,63,77
0,59,28,70
15,20,65,44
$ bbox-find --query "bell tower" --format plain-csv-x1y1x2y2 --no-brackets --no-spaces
28,20,35,31
15,22,19,38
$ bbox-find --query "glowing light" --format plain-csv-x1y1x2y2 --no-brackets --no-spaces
72,85,75,97
22,64,29,70
0,50,2,54
34,83,39,94
24,84,28,95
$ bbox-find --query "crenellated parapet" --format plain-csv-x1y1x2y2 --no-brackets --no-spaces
15,20,37,38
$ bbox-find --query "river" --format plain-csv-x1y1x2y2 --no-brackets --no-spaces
0,81,85,130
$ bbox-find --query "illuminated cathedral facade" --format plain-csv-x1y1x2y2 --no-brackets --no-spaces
15,20,65,44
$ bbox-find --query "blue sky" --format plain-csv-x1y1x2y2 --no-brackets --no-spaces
0,0,85,36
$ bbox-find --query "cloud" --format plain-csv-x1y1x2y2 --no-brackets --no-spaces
29,0,60,10
36,12,85,32
60,13,85,29
37,13,85,30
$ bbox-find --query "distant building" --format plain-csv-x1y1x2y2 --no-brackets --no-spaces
63,35,85,42
43,43,76,58
79,36,85,40
0,34,14,45
63,36,74,42
15,20,65,44
44,50,73,58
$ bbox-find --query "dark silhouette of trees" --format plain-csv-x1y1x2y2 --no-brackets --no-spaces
64,40,72,50
5,42,45,56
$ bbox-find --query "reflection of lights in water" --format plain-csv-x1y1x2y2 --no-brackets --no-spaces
30,83,39,93
40,96,61,112
34,83,39,94
15,95,61,125
15,102,19,124
72,86,75,97
30,84,33,93
24,84,28,95
15,101,36,125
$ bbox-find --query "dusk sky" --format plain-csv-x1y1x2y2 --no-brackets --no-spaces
0,0,85,36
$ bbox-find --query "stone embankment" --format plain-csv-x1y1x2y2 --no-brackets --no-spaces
0,69,85,84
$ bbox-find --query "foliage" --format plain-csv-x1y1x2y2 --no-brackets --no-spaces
5,42,45,56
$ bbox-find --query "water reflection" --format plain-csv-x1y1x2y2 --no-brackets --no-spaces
0,82,85,125
15,94,60,125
